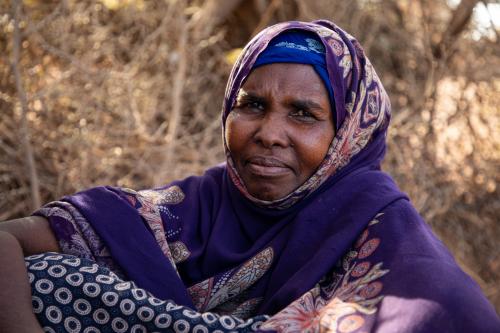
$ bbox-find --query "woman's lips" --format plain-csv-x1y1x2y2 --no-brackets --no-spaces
245,156,292,177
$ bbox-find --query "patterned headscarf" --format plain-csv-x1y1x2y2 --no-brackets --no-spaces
223,20,391,209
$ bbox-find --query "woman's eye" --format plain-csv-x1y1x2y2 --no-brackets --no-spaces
233,100,265,114
291,109,316,120
247,101,264,110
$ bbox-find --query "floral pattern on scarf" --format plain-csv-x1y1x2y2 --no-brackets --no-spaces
260,214,388,332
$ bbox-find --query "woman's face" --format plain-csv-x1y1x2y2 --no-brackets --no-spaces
225,63,335,201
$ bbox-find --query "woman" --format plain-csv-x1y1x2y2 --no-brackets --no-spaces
1,20,499,332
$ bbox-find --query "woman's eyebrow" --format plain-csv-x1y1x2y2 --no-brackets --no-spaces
236,91,266,103
289,99,324,111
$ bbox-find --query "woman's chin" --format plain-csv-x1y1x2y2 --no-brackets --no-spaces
248,185,291,202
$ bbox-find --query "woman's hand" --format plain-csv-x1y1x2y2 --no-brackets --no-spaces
0,216,60,332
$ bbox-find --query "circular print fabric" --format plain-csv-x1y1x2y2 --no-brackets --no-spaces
27,253,268,332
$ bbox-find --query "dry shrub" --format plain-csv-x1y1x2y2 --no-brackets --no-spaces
1,0,499,310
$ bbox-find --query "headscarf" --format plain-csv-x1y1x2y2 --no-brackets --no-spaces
36,20,406,316
224,20,391,210
252,30,336,126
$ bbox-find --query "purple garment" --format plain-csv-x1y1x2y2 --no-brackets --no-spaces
260,199,500,332
35,20,500,331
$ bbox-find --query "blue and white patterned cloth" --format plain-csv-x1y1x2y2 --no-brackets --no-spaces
27,253,268,332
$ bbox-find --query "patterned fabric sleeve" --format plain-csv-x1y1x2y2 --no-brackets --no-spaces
35,201,126,278
34,185,187,280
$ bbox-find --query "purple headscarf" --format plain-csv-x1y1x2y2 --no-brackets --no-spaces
35,20,500,330
224,20,391,209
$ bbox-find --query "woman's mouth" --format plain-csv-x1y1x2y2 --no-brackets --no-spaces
245,156,292,177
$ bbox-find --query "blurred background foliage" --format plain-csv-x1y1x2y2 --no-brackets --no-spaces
0,0,499,310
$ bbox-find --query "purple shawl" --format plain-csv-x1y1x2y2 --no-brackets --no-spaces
36,20,500,331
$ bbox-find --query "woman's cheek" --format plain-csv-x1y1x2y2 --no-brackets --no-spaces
294,125,334,170
225,112,249,152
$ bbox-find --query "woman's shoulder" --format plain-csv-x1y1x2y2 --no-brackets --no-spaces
366,199,500,331
374,198,451,257
369,198,475,279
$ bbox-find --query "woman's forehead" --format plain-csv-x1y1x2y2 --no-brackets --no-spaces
240,63,328,99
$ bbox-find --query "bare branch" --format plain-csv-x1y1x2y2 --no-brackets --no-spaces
11,0,41,210
156,7,189,186
191,0,244,40
21,1,66,37
434,0,481,59
251,0,284,37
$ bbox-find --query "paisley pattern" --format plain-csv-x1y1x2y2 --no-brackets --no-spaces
260,214,388,332
188,247,274,316
36,203,125,278
121,186,185,272
207,247,273,311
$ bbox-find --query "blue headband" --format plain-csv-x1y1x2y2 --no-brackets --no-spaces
253,30,336,126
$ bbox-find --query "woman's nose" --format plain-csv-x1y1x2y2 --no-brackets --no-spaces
252,111,289,148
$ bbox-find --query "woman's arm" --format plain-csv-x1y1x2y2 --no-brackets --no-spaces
0,216,60,255
0,216,60,333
